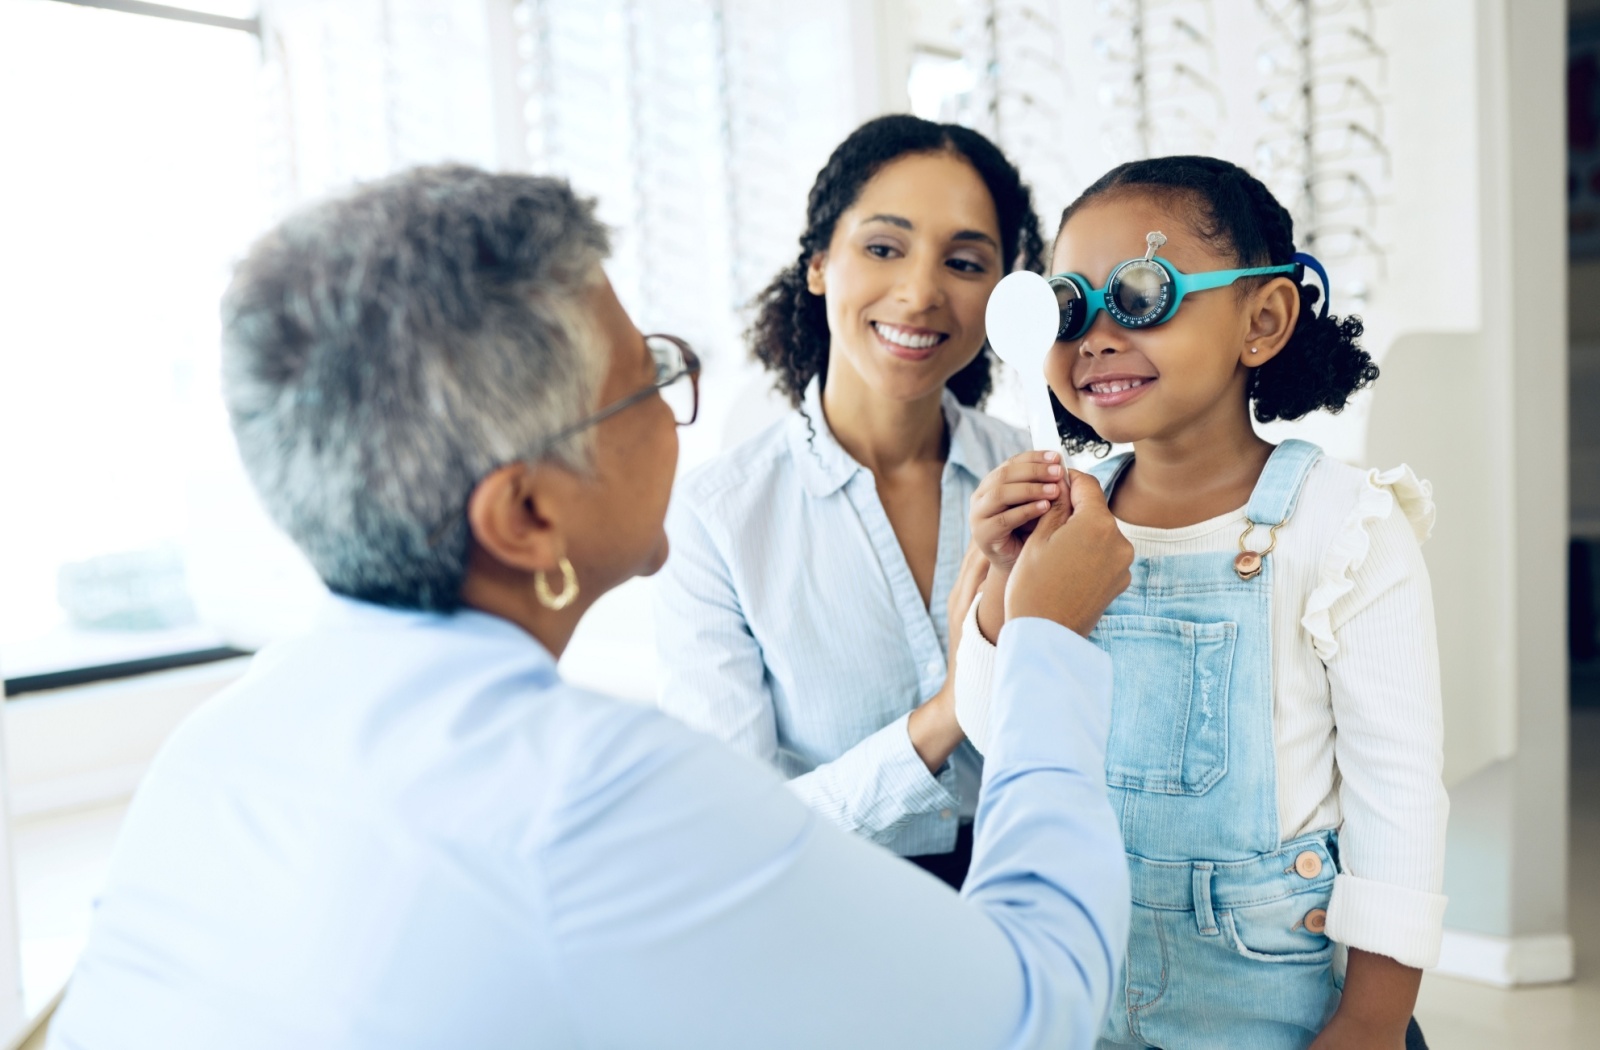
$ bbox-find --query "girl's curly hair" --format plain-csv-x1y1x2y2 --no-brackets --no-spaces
1051,155,1378,454
749,114,1046,408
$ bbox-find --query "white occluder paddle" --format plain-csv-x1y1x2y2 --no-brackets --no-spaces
984,270,1062,454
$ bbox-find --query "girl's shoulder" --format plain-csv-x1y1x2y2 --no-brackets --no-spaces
1296,453,1435,547
1295,452,1436,659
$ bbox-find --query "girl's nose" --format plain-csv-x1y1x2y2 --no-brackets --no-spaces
1076,312,1125,358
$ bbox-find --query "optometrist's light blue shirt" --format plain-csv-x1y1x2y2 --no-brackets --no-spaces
48,595,1127,1050
656,381,1026,856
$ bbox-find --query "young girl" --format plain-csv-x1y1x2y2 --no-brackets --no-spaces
955,156,1445,1050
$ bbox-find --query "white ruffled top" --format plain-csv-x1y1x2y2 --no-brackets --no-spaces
954,454,1449,970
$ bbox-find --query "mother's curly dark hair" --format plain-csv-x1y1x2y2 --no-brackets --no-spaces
749,114,1046,408
1052,155,1378,455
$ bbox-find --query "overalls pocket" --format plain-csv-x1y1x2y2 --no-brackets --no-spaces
1220,891,1336,964
1094,615,1236,796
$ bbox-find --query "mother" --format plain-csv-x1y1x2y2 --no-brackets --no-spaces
657,115,1045,886
47,165,1134,1049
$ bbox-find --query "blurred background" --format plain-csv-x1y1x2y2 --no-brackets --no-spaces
0,1,1589,1047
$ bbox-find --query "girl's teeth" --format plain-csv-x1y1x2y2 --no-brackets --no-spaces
875,323,942,350
1091,378,1147,394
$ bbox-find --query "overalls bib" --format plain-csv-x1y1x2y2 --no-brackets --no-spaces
1091,440,1341,1050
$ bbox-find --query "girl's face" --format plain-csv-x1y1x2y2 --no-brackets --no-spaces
1045,193,1267,447
809,151,1004,404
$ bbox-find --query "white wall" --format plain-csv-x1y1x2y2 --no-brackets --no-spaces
1365,0,1572,986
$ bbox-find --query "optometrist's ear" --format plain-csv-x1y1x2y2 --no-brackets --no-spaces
805,253,828,296
465,462,575,576
1240,276,1302,369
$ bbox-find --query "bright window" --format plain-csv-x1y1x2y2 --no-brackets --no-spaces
0,0,276,683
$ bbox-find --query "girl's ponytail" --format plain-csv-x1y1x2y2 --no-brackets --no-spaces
1227,170,1378,424
1248,282,1376,423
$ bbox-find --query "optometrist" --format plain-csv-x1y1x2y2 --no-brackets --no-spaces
48,167,1135,1050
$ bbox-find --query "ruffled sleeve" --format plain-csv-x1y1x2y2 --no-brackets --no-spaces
1300,464,1436,662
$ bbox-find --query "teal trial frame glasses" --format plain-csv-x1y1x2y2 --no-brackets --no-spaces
1048,231,1330,343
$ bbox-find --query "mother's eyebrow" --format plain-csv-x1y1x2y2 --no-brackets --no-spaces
952,229,999,249
863,213,913,230
862,214,999,249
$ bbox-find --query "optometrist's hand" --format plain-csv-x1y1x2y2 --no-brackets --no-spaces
1006,470,1132,638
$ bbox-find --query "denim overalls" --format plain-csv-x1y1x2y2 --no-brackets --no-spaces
1091,440,1341,1050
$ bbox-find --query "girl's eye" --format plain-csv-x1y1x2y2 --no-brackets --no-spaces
946,256,987,274
865,243,900,259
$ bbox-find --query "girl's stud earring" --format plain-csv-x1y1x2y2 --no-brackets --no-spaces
1249,347,1259,354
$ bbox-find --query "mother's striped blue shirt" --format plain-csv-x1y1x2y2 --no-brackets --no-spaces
655,381,1027,856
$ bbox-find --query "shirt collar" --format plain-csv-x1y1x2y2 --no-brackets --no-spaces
314,592,558,667
786,377,982,498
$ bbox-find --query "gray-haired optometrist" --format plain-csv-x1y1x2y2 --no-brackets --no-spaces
48,166,1134,1050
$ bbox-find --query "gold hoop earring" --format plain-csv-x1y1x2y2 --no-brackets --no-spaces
535,557,580,611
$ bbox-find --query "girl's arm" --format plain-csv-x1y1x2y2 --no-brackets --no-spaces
653,494,962,845
1309,469,1447,1044
953,587,1003,753
954,452,1066,751
1311,949,1422,1050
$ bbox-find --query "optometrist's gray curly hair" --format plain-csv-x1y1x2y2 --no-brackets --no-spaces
221,164,610,612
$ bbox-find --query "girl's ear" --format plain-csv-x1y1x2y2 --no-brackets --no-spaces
1240,276,1302,369
805,253,827,296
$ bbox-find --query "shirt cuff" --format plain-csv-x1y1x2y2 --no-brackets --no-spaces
824,712,958,841
1326,872,1448,969
954,592,999,754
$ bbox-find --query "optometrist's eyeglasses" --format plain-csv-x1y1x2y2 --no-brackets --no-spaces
424,333,700,547
539,333,701,446
1048,231,1329,343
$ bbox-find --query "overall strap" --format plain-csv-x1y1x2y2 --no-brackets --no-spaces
1244,439,1324,526
1089,450,1134,497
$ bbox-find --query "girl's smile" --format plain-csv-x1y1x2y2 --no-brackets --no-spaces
1077,369,1159,408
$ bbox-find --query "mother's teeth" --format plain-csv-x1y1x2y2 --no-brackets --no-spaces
874,323,943,350
1090,379,1147,394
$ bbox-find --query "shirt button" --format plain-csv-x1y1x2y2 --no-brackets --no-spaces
940,809,953,820
1303,908,1328,934
1294,851,1323,879
926,659,942,677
